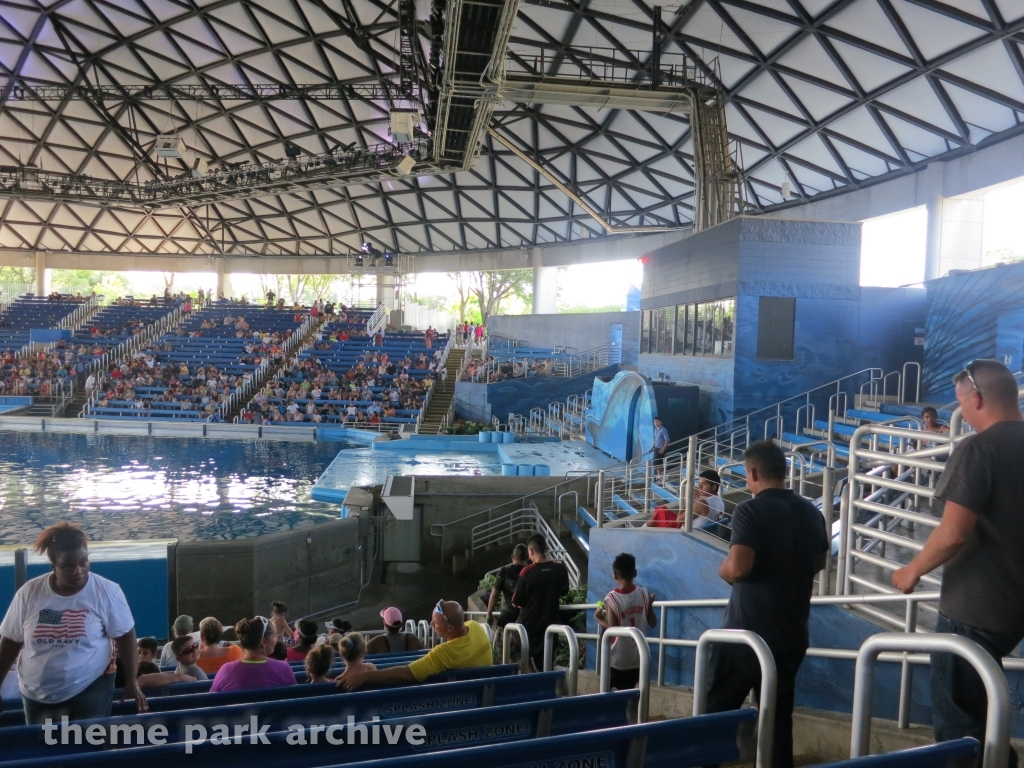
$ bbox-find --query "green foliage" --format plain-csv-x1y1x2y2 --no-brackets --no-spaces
555,583,588,668
478,572,497,592
0,267,34,285
445,419,483,435
49,269,131,301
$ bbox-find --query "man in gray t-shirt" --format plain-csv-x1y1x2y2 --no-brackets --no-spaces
894,359,1024,767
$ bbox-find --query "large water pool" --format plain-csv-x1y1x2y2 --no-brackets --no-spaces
0,431,504,544
0,432,355,543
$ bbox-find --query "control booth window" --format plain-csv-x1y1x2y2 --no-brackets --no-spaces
672,298,735,357
641,307,677,354
756,296,796,361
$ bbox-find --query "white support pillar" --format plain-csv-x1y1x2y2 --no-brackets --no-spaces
215,258,231,298
924,163,985,280
34,251,47,296
924,187,943,282
377,272,396,313
531,248,557,314
531,248,542,315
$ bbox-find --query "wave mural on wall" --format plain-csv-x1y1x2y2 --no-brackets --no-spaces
584,370,658,462
923,263,1024,401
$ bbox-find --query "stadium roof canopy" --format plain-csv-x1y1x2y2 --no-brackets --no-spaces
0,0,1023,257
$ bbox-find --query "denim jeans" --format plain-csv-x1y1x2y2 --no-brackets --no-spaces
22,673,115,725
932,614,1020,768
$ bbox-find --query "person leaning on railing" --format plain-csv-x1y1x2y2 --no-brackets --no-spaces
893,359,1024,768
336,601,490,691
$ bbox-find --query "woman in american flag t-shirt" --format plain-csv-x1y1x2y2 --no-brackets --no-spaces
0,522,145,723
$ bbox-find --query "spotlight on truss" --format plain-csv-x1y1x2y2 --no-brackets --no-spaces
395,155,416,175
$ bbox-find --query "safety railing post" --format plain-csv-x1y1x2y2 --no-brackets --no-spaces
643,459,652,515
897,600,918,729
543,624,579,696
599,627,650,722
657,604,667,686
693,629,777,768
596,470,604,528
502,622,531,674
417,619,430,647
819,464,835,595
852,633,1009,768
684,434,696,532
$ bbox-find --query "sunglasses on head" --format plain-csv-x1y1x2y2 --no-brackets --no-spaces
253,615,271,638
433,600,449,622
960,361,982,398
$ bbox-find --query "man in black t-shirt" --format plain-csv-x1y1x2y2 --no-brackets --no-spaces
708,440,828,768
512,534,570,671
894,360,1024,768
486,543,528,630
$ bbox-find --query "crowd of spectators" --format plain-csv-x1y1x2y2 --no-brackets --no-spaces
238,348,437,425
0,346,79,397
90,350,256,420
460,355,555,382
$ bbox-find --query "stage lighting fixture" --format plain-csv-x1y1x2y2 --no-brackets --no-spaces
285,143,302,158
383,253,394,267
355,254,364,267
396,155,416,175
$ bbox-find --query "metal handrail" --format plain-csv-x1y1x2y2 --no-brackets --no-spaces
542,624,580,696
502,622,530,673
843,423,954,597
693,629,777,768
852,633,1010,768
428,475,588,560
598,627,650,723
470,506,580,588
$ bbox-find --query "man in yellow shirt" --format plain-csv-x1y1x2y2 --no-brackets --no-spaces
336,600,491,691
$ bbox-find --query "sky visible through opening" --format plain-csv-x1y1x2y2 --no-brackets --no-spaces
860,177,1024,287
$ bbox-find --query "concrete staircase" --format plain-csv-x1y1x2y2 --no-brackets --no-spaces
419,347,463,434
224,318,324,423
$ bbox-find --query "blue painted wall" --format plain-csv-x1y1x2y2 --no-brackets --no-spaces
488,312,641,365
0,563,14,626
922,262,1024,401
587,528,1024,736
455,364,621,424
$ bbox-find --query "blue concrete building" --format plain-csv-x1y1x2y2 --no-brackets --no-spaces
639,217,926,427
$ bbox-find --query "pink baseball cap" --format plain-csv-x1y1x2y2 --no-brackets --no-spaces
380,607,403,627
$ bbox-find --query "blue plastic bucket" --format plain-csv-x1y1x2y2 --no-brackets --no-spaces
501,463,517,476
533,464,551,477
517,464,535,476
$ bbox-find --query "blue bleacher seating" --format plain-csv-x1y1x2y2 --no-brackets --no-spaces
86,303,307,421
0,688,636,765
0,664,532,726
302,711,758,768
809,740,979,768
0,296,84,352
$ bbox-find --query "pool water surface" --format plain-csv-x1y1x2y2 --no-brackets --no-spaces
0,432,350,543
